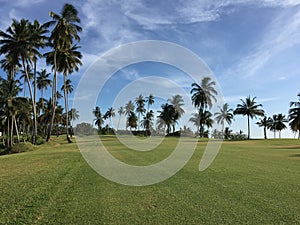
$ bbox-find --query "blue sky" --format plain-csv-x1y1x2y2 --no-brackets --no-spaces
0,0,300,138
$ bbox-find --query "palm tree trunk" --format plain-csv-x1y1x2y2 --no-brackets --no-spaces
10,117,14,147
63,73,71,143
22,58,37,145
117,115,121,131
47,51,57,142
13,116,20,143
247,115,250,139
264,126,267,139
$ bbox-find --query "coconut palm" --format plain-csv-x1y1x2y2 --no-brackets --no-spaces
117,106,124,130
256,116,272,139
125,100,135,130
157,103,178,135
189,110,213,137
289,93,300,138
105,107,115,128
234,96,264,139
168,94,185,118
45,3,82,142
135,94,146,131
93,106,103,131
128,111,138,131
214,103,234,135
36,69,52,110
141,110,154,135
191,77,217,137
146,94,155,112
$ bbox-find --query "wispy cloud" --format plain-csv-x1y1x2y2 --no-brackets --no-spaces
231,8,300,77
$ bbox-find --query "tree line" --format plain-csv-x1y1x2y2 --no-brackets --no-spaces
0,3,82,147
92,76,300,140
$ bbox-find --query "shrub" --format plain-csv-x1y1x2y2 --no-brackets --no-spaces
11,142,36,153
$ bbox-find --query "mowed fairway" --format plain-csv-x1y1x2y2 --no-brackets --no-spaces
0,136,299,225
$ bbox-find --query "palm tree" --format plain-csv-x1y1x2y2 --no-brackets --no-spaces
135,94,146,131
105,107,115,128
36,69,52,111
125,100,135,130
269,113,287,139
190,77,217,137
45,3,82,142
141,110,154,135
191,77,218,110
189,110,213,137
93,106,103,131
128,111,138,131
54,45,82,143
146,94,155,112
168,94,185,118
157,103,178,135
289,93,300,139
69,108,79,127
214,103,234,135
117,106,124,130
234,96,264,139
256,116,272,139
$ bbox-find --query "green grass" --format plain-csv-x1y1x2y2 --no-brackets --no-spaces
0,136,299,224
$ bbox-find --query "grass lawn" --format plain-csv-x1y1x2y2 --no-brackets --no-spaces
0,136,299,224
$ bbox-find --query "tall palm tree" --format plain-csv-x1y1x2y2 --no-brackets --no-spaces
36,69,52,111
214,103,234,135
256,116,272,139
189,110,213,137
117,106,124,131
128,111,137,131
276,113,288,138
157,103,178,135
105,107,115,128
45,3,82,142
93,106,103,131
69,108,79,127
125,100,135,130
234,96,264,139
54,45,82,143
135,94,146,131
36,69,51,98
190,77,217,137
289,93,300,139
146,94,155,112
168,94,185,118
141,110,154,135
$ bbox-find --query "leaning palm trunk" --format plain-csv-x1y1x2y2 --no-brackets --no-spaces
22,58,37,144
63,73,71,143
13,116,20,143
47,51,57,142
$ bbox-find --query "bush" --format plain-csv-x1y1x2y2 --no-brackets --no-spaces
10,142,36,153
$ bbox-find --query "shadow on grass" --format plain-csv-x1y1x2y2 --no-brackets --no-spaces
290,153,300,157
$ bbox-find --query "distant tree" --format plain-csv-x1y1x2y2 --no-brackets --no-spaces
256,116,272,139
214,103,234,136
117,106,124,131
146,94,155,112
289,93,300,138
93,106,103,131
125,100,135,130
36,69,52,111
234,96,264,139
189,110,213,137
191,77,217,137
157,103,178,135
135,94,146,131
128,111,137,131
